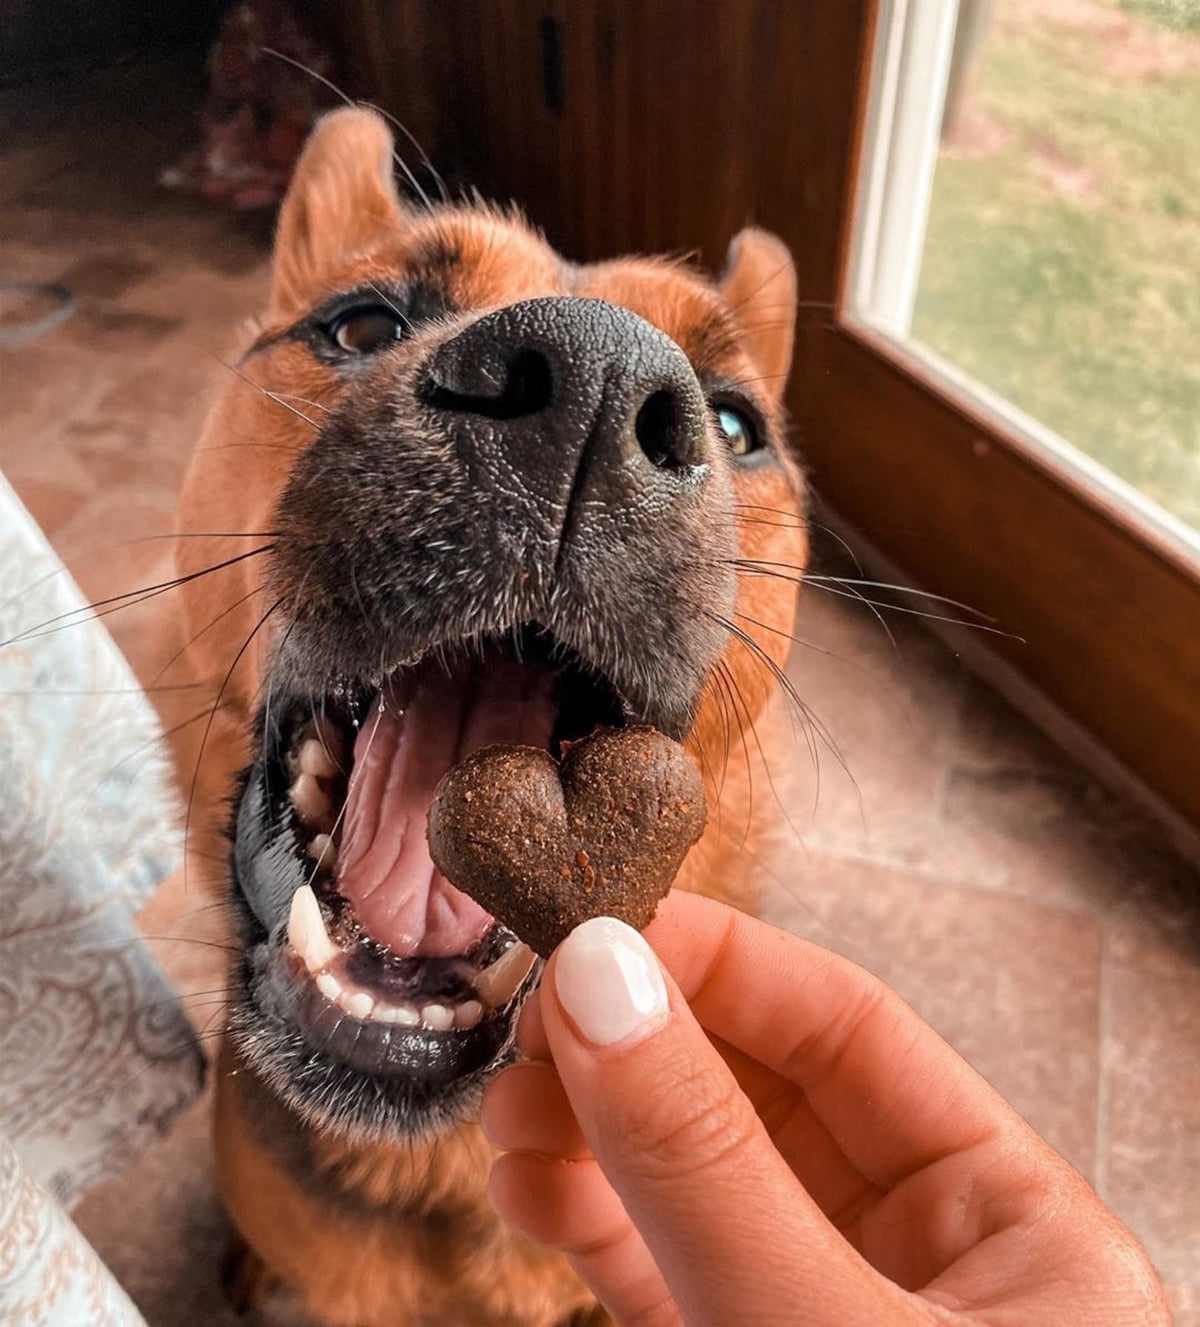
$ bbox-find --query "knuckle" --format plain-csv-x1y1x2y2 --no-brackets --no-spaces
782,973,891,1089
565,1214,635,1262
621,1296,682,1327
614,1047,761,1187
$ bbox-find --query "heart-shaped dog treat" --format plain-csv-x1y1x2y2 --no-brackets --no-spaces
427,726,707,957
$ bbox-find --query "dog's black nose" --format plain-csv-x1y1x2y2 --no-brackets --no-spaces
422,297,709,514
274,292,737,737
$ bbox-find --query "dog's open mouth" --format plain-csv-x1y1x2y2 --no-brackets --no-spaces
232,626,630,1124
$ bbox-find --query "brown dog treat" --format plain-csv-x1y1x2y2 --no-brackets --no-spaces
426,726,707,957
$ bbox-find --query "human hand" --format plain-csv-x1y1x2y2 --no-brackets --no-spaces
481,892,1168,1326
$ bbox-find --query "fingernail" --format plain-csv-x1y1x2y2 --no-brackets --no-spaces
553,917,669,1048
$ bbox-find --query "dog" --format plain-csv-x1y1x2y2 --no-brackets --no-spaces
170,106,808,1326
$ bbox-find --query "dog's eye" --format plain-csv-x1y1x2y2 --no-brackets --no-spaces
328,305,406,355
715,405,762,458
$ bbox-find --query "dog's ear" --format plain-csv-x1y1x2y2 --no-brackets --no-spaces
718,228,797,402
270,107,406,317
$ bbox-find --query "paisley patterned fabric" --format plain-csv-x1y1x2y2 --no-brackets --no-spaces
0,1134,144,1326
0,475,203,1320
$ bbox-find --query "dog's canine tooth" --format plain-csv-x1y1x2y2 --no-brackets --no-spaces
473,942,537,1009
298,737,340,779
420,1003,455,1032
454,1000,483,1030
288,885,341,972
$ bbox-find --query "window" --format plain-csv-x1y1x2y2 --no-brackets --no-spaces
852,0,1200,552
789,0,1200,839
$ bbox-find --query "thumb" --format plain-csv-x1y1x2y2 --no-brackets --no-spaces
540,917,906,1327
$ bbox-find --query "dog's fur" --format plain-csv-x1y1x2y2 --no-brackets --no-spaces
170,108,808,1326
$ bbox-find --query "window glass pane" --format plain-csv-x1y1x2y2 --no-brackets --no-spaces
852,0,1200,545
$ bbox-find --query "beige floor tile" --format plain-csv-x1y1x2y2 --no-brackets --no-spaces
1167,1282,1200,1327
928,679,1197,916
786,589,966,871
762,854,1104,1178
1102,934,1200,1287
934,760,1146,908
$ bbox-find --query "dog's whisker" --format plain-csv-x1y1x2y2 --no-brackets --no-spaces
722,649,822,835
706,611,862,819
711,661,757,849
263,615,301,825
122,530,282,543
183,600,283,896
806,574,996,620
149,584,271,691
193,441,302,455
734,559,1020,640
0,681,209,697
271,392,331,414
201,343,326,429
735,559,919,633
0,545,273,649
364,281,417,333
261,47,440,210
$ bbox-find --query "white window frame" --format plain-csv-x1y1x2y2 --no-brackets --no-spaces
851,0,961,337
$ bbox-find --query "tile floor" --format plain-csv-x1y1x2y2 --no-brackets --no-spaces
2,58,1198,1327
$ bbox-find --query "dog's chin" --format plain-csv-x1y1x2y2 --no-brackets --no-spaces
225,624,673,1141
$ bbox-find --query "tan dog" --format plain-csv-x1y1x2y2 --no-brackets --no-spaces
170,107,807,1326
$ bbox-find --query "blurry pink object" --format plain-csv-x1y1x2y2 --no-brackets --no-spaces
161,0,340,210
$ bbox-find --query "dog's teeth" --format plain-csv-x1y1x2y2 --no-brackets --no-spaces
455,999,483,1030
288,885,341,972
291,772,335,832
420,1003,455,1032
474,942,537,1009
374,1003,419,1026
306,833,337,871
315,971,342,1002
342,990,374,1020
298,737,340,779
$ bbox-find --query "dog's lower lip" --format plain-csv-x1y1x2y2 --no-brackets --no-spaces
256,942,526,1088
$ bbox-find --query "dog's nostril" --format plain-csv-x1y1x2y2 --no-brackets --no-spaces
497,349,554,418
634,389,688,470
426,348,553,422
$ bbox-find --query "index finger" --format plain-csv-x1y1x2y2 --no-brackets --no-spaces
635,891,1032,1190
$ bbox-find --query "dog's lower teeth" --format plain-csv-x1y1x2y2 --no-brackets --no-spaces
344,990,374,1019
374,1003,420,1027
310,715,346,759
420,1004,455,1032
455,1000,483,1030
308,966,471,1034
287,885,518,1033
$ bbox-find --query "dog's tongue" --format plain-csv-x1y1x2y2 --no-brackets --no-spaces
336,657,558,957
